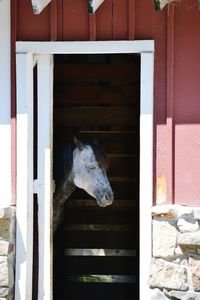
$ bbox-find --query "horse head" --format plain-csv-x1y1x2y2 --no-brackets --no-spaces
72,137,114,207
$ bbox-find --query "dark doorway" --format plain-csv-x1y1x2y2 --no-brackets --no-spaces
53,53,140,300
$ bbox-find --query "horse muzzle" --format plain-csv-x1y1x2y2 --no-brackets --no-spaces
96,190,114,207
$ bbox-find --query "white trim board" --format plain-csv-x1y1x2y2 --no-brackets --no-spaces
16,40,154,54
15,40,154,300
0,0,11,208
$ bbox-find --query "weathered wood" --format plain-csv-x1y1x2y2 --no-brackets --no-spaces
54,63,139,82
63,256,137,275
70,179,138,200
55,282,137,300
54,130,138,154
64,199,136,208
64,231,137,249
54,106,137,127
54,86,139,104
66,275,136,283
64,249,136,256
53,52,140,300
64,224,135,232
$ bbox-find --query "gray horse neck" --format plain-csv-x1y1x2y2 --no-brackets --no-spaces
53,176,76,232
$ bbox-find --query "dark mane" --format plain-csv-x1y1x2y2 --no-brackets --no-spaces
53,142,76,192
88,141,109,170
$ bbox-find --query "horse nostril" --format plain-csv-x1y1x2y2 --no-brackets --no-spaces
106,191,114,204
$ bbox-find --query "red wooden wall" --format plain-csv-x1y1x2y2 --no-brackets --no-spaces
12,0,200,205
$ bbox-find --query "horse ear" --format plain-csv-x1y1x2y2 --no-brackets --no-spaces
74,136,84,151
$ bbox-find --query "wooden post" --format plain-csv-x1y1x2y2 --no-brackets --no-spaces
140,52,154,300
36,54,53,300
15,53,34,300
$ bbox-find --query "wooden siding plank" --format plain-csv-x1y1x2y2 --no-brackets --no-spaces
63,256,137,275
89,14,97,41
64,249,136,256
54,86,139,104
54,130,138,154
166,4,175,204
128,0,135,40
113,0,129,40
58,283,137,300
71,180,138,200
50,0,57,41
15,53,34,300
62,0,89,40
64,231,137,249
54,107,137,127
37,54,53,300
17,0,50,40
65,275,136,283
96,0,113,40
64,200,137,225
54,63,138,81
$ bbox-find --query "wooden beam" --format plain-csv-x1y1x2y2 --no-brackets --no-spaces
31,0,51,14
87,0,105,14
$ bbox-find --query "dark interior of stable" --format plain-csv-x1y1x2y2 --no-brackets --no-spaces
53,53,140,300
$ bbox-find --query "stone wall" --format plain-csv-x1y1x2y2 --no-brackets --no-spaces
0,207,15,300
150,204,200,300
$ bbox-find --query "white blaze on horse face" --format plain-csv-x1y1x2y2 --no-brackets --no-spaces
72,145,113,207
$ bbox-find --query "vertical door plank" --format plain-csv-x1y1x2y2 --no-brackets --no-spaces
140,52,154,300
15,53,34,300
37,54,53,300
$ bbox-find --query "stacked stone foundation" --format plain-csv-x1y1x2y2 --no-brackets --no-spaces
0,207,15,300
150,205,200,300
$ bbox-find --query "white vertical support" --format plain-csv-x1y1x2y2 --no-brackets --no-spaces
140,52,154,300
0,0,11,208
15,53,34,300
37,54,53,300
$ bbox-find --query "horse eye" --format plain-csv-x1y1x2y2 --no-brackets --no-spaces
87,164,96,170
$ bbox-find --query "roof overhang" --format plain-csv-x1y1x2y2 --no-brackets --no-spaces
31,0,200,15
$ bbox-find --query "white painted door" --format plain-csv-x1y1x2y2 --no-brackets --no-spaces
15,40,154,300
15,54,53,300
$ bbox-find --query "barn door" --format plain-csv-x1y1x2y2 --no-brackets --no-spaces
53,53,140,299
15,53,53,300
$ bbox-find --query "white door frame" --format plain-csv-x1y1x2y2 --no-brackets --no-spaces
15,40,154,300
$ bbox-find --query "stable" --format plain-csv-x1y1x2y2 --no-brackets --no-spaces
1,1,200,300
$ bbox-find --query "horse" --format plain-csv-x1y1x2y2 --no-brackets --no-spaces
53,137,114,231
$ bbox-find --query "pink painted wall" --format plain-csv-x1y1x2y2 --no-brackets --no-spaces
12,0,200,205
174,3,200,205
